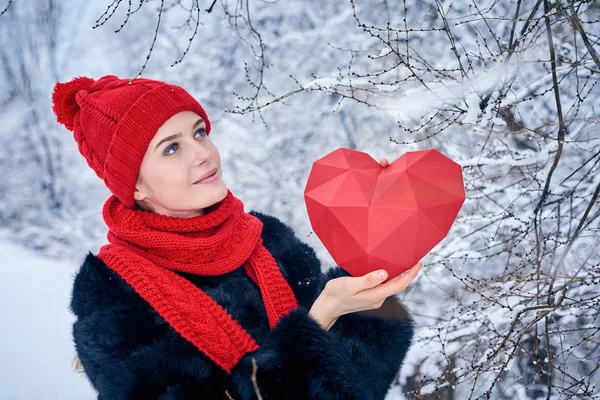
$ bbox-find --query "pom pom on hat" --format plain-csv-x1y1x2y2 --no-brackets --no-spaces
51,76,95,130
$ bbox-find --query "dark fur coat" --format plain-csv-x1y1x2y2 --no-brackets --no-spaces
70,211,415,399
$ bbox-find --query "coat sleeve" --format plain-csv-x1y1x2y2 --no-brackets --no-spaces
238,212,415,400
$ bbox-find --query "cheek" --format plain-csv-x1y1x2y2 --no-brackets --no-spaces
146,162,189,194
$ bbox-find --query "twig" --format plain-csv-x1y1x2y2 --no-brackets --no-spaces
568,1,600,71
0,0,14,17
533,0,567,217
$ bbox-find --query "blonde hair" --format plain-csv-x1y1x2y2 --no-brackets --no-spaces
72,355,85,373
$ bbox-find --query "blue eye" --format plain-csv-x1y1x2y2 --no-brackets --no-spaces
164,143,178,156
163,128,206,156
194,127,207,138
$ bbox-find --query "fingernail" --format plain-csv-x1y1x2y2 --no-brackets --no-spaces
378,270,388,281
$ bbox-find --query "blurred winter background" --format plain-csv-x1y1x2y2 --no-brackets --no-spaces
1,0,599,399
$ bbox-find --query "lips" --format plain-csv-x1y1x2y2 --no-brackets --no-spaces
194,167,218,184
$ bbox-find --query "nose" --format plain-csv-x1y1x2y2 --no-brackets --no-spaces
190,141,212,165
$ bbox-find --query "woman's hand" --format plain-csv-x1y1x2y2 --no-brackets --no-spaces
309,262,422,330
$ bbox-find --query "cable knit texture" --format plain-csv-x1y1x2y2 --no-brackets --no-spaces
97,189,298,373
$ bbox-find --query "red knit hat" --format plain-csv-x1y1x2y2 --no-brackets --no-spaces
51,75,211,208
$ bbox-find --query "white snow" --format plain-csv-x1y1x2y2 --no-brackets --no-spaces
0,237,95,399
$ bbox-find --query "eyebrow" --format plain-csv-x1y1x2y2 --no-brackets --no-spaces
154,118,205,151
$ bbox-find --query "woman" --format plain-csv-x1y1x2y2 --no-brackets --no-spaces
52,75,422,399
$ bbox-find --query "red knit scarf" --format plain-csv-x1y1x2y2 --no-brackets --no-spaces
96,190,298,374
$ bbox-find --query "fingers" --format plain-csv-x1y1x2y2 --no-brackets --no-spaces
379,158,390,168
389,262,422,287
358,262,422,302
352,269,388,293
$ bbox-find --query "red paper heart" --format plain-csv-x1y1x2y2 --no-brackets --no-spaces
304,148,465,278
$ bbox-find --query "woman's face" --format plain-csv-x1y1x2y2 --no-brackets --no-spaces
134,110,228,218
